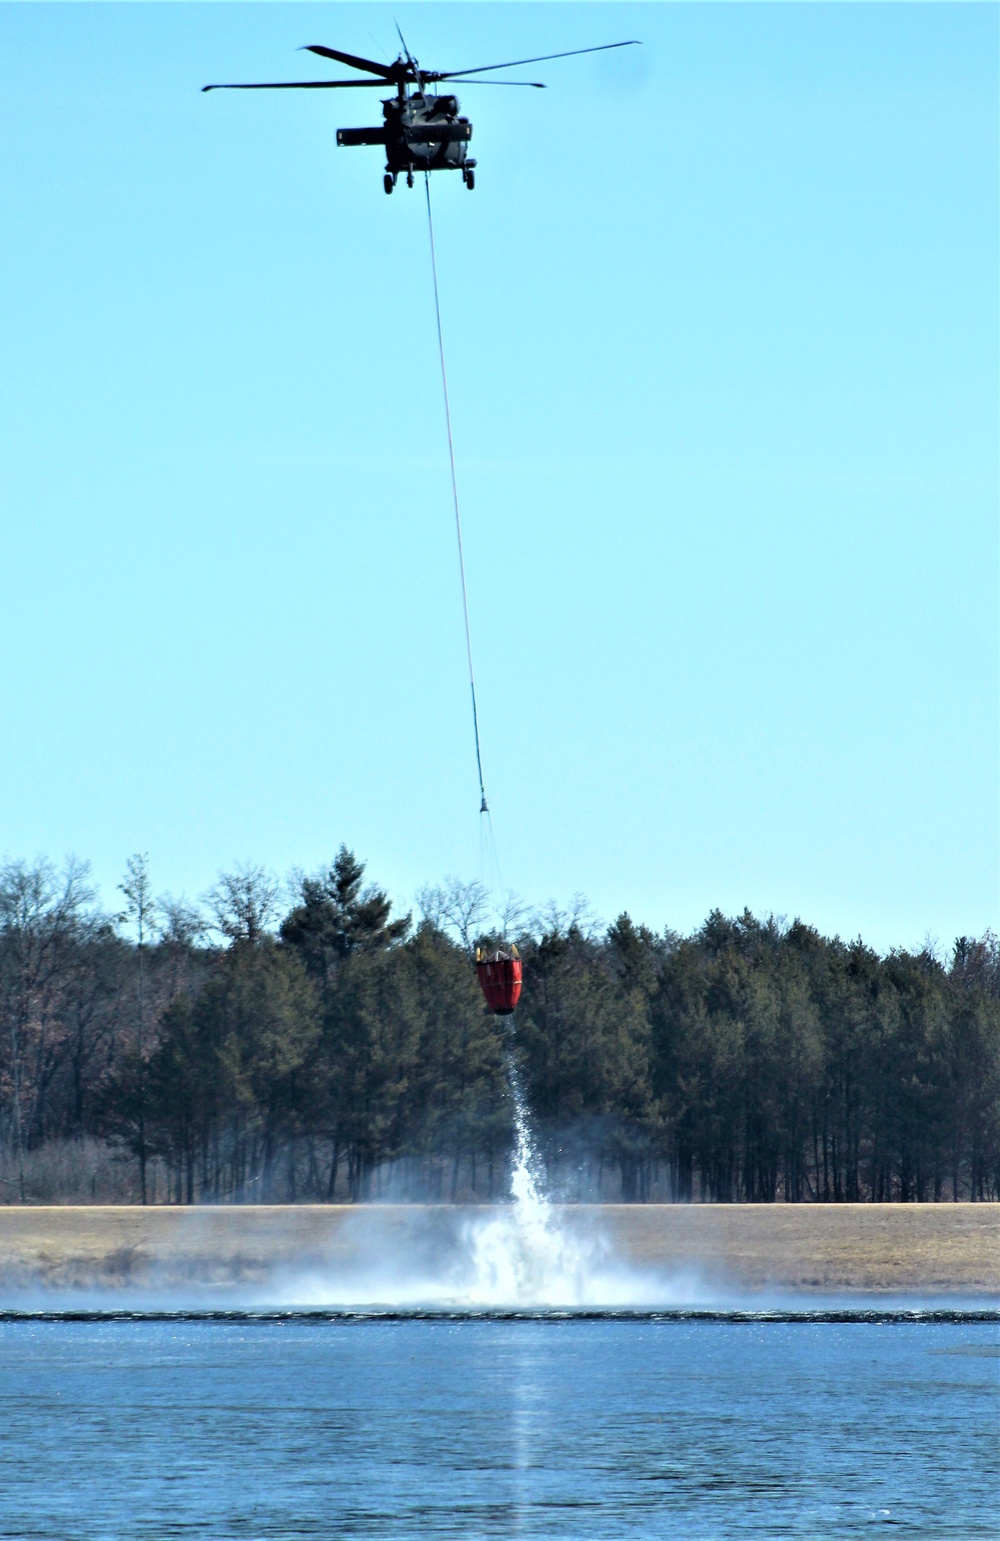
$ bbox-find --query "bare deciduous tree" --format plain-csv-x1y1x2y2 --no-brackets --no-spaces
207,865,280,946
532,892,602,942
119,854,157,1203
0,857,95,1201
157,895,208,950
417,878,490,951
495,889,529,943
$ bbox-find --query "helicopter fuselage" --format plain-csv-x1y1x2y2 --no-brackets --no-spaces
337,91,475,191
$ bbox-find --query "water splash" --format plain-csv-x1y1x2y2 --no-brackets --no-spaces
279,1052,673,1310
453,1053,647,1308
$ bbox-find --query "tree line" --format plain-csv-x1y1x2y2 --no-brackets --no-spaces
0,850,997,1204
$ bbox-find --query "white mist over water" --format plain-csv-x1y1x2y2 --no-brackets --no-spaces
0,1052,710,1313
279,1054,692,1311
7,1059,994,1315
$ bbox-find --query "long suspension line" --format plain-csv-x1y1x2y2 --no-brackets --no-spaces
424,174,489,815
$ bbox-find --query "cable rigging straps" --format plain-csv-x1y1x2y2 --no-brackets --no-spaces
424,174,489,816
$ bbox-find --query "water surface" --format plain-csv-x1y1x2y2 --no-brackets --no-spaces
1,1314,996,1538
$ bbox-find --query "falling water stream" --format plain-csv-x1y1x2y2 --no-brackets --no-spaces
453,1050,644,1309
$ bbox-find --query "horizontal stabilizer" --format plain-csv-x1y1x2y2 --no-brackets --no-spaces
336,127,389,147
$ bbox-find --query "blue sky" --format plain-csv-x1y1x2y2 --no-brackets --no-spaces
0,3,996,951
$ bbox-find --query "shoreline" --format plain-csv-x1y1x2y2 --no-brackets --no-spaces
0,1203,996,1297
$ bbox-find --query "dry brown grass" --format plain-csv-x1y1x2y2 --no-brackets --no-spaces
0,1203,995,1295
596,1203,1000,1293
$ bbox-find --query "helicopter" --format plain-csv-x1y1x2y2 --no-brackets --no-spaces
203,37,639,193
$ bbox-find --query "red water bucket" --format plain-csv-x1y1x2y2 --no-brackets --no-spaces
475,950,522,1016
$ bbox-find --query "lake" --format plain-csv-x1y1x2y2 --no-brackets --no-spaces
0,1312,996,1539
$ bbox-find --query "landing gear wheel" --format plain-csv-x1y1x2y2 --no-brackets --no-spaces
406,170,414,189
383,173,394,195
464,168,475,191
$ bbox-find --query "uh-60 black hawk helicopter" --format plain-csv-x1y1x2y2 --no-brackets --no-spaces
203,37,639,193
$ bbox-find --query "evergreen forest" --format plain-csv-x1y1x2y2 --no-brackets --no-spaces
1,851,997,1205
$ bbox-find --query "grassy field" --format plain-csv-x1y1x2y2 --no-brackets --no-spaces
0,1204,996,1296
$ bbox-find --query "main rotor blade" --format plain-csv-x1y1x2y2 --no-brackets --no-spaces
429,39,640,81
301,44,397,80
443,78,546,89
203,79,387,92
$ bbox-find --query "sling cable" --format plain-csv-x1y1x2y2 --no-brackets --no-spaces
423,175,521,1016
202,37,637,1023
